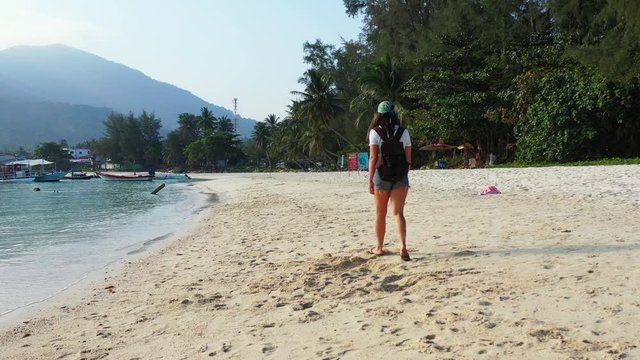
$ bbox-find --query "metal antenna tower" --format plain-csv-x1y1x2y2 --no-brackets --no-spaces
232,98,239,132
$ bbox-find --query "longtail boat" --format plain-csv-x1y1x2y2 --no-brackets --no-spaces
96,171,153,181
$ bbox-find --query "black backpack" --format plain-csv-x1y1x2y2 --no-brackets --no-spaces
374,126,409,182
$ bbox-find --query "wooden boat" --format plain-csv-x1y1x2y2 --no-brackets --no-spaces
96,171,153,181
34,171,67,182
64,171,93,180
2,159,70,182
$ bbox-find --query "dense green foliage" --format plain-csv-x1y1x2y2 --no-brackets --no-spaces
513,68,608,162
248,0,640,167
22,108,242,173
33,141,72,170
94,111,163,169
163,108,243,171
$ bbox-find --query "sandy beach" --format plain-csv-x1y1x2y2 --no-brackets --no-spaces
1,166,639,359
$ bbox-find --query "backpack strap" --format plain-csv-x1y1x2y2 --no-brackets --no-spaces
393,127,405,142
372,126,389,141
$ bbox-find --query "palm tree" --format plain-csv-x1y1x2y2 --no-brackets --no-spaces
269,102,333,168
252,121,272,168
277,103,306,161
264,114,279,129
177,113,200,141
217,116,235,134
291,69,355,149
198,107,216,134
351,54,415,125
164,131,185,167
249,115,282,168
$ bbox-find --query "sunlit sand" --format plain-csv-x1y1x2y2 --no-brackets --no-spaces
1,166,639,359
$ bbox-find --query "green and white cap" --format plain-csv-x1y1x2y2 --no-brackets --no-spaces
377,100,394,114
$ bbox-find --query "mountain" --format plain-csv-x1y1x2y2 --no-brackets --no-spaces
0,99,111,149
0,44,255,149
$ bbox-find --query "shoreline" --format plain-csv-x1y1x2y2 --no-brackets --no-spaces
0,228,181,329
1,169,639,359
0,180,215,330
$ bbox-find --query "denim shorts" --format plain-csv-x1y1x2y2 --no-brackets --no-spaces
373,168,409,190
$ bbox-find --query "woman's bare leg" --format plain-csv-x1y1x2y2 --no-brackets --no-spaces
372,189,391,254
390,186,409,258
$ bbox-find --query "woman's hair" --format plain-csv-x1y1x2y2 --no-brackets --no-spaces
366,110,399,141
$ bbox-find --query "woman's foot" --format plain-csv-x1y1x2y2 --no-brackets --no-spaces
368,247,384,256
400,249,411,261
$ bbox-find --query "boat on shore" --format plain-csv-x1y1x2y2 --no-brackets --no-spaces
96,171,154,181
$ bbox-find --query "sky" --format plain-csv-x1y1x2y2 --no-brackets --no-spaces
0,0,363,121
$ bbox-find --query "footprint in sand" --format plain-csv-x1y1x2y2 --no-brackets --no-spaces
383,274,404,283
292,301,314,311
453,250,477,257
528,328,567,342
415,335,450,354
262,343,276,355
380,274,406,292
299,310,322,323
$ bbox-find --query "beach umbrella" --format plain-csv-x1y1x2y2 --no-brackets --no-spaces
419,143,456,169
419,143,456,151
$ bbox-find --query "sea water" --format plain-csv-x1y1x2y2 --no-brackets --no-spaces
0,178,211,317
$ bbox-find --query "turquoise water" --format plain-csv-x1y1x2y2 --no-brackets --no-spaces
0,178,210,316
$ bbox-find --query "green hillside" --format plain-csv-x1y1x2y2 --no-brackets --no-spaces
0,99,110,149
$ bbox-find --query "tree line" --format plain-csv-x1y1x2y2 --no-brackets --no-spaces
21,108,243,172
248,0,640,167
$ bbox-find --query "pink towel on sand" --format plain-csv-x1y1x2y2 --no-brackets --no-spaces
480,185,501,195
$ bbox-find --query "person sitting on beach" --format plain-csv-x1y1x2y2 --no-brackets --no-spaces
367,100,412,261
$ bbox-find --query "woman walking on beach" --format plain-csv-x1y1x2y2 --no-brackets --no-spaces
367,101,412,261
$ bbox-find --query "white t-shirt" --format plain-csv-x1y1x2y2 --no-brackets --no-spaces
369,125,411,148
